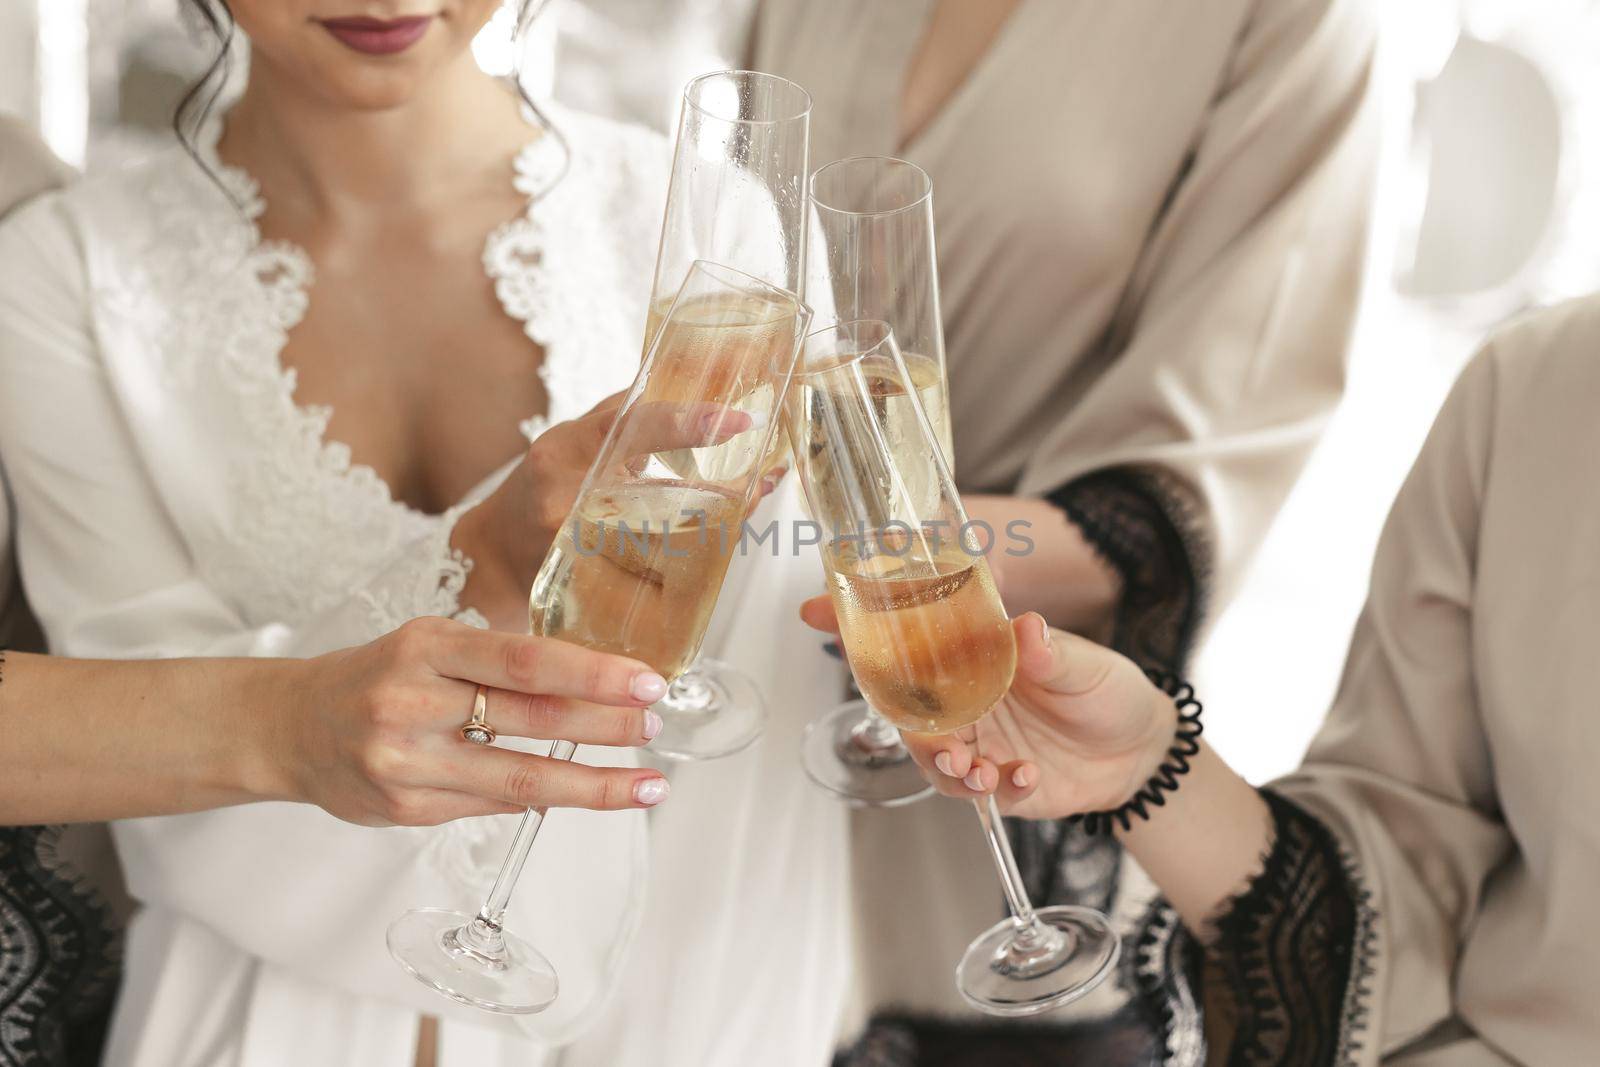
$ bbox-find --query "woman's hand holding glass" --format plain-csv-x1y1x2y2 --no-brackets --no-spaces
284,616,675,827
798,601,1175,819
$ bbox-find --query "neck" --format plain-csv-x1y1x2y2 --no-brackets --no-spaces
220,53,530,217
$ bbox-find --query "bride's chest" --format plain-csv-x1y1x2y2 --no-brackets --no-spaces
281,245,551,516
102,197,647,627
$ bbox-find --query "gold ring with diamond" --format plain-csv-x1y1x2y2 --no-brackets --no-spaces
459,685,496,745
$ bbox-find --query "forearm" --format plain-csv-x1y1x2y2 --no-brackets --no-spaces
966,493,1120,638
1116,739,1274,938
0,651,295,824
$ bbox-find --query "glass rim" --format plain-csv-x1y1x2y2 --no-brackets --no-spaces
796,318,899,378
680,258,808,310
809,156,933,218
683,70,813,126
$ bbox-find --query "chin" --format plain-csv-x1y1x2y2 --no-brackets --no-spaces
282,31,467,111
292,48,442,110
319,69,435,111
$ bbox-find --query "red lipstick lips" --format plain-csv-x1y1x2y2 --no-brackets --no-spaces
317,15,434,56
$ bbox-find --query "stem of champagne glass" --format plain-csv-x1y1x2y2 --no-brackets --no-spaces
665,669,714,712
973,794,1067,965
849,704,902,754
456,740,577,954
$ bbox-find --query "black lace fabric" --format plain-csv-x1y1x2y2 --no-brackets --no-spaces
1046,466,1209,673
834,1009,1169,1067
1194,789,1371,1066
0,826,122,1067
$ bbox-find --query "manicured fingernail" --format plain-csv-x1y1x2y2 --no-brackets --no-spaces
642,709,663,740
1012,765,1036,790
634,777,670,806
632,672,668,703
1037,614,1051,649
935,751,956,777
700,411,758,437
963,768,986,792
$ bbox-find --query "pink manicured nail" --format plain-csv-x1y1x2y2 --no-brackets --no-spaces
642,710,663,740
1037,614,1051,649
934,751,956,777
634,777,670,806
1012,765,1036,790
632,672,668,703
963,768,986,792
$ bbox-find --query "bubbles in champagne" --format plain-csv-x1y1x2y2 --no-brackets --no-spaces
826,536,1015,734
530,480,746,681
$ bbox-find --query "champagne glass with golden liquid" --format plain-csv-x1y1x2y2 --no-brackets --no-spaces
785,320,1120,1016
640,70,812,761
387,261,810,1014
800,156,952,806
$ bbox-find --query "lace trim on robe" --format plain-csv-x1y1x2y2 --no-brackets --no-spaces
108,108,607,637
1134,789,1377,1067
0,826,121,1067
1046,464,1210,674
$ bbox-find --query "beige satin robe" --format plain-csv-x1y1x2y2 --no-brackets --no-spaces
1268,294,1600,1063
749,0,1383,1035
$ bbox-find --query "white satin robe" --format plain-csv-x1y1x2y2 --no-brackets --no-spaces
0,104,849,1067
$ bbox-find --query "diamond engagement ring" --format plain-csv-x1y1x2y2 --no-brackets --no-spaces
459,685,496,745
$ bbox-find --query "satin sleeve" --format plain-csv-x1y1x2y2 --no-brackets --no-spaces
1155,345,1513,1065
1022,0,1382,641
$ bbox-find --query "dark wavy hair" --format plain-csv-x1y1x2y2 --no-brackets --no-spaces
174,0,237,159
174,1,565,192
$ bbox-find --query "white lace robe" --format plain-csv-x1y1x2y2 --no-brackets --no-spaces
0,107,849,1067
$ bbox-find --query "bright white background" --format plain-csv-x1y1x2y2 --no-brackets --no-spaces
1197,0,1600,781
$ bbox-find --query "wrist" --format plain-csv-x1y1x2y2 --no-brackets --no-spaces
452,498,537,617
1129,680,1181,788
224,657,309,805
1076,668,1203,835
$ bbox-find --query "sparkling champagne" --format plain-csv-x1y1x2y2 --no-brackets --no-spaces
530,479,745,681
790,348,953,526
642,291,799,481
825,537,1016,734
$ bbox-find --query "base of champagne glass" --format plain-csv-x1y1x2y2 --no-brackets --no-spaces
648,657,766,761
387,908,558,1015
956,905,1120,1017
801,699,934,807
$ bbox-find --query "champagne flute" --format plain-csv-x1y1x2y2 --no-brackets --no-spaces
800,156,950,806
641,69,813,762
785,320,1120,1016
387,261,809,1013
636,70,812,764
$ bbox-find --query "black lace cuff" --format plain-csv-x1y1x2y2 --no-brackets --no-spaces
0,826,122,1066
1192,789,1375,1066
1047,466,1208,673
